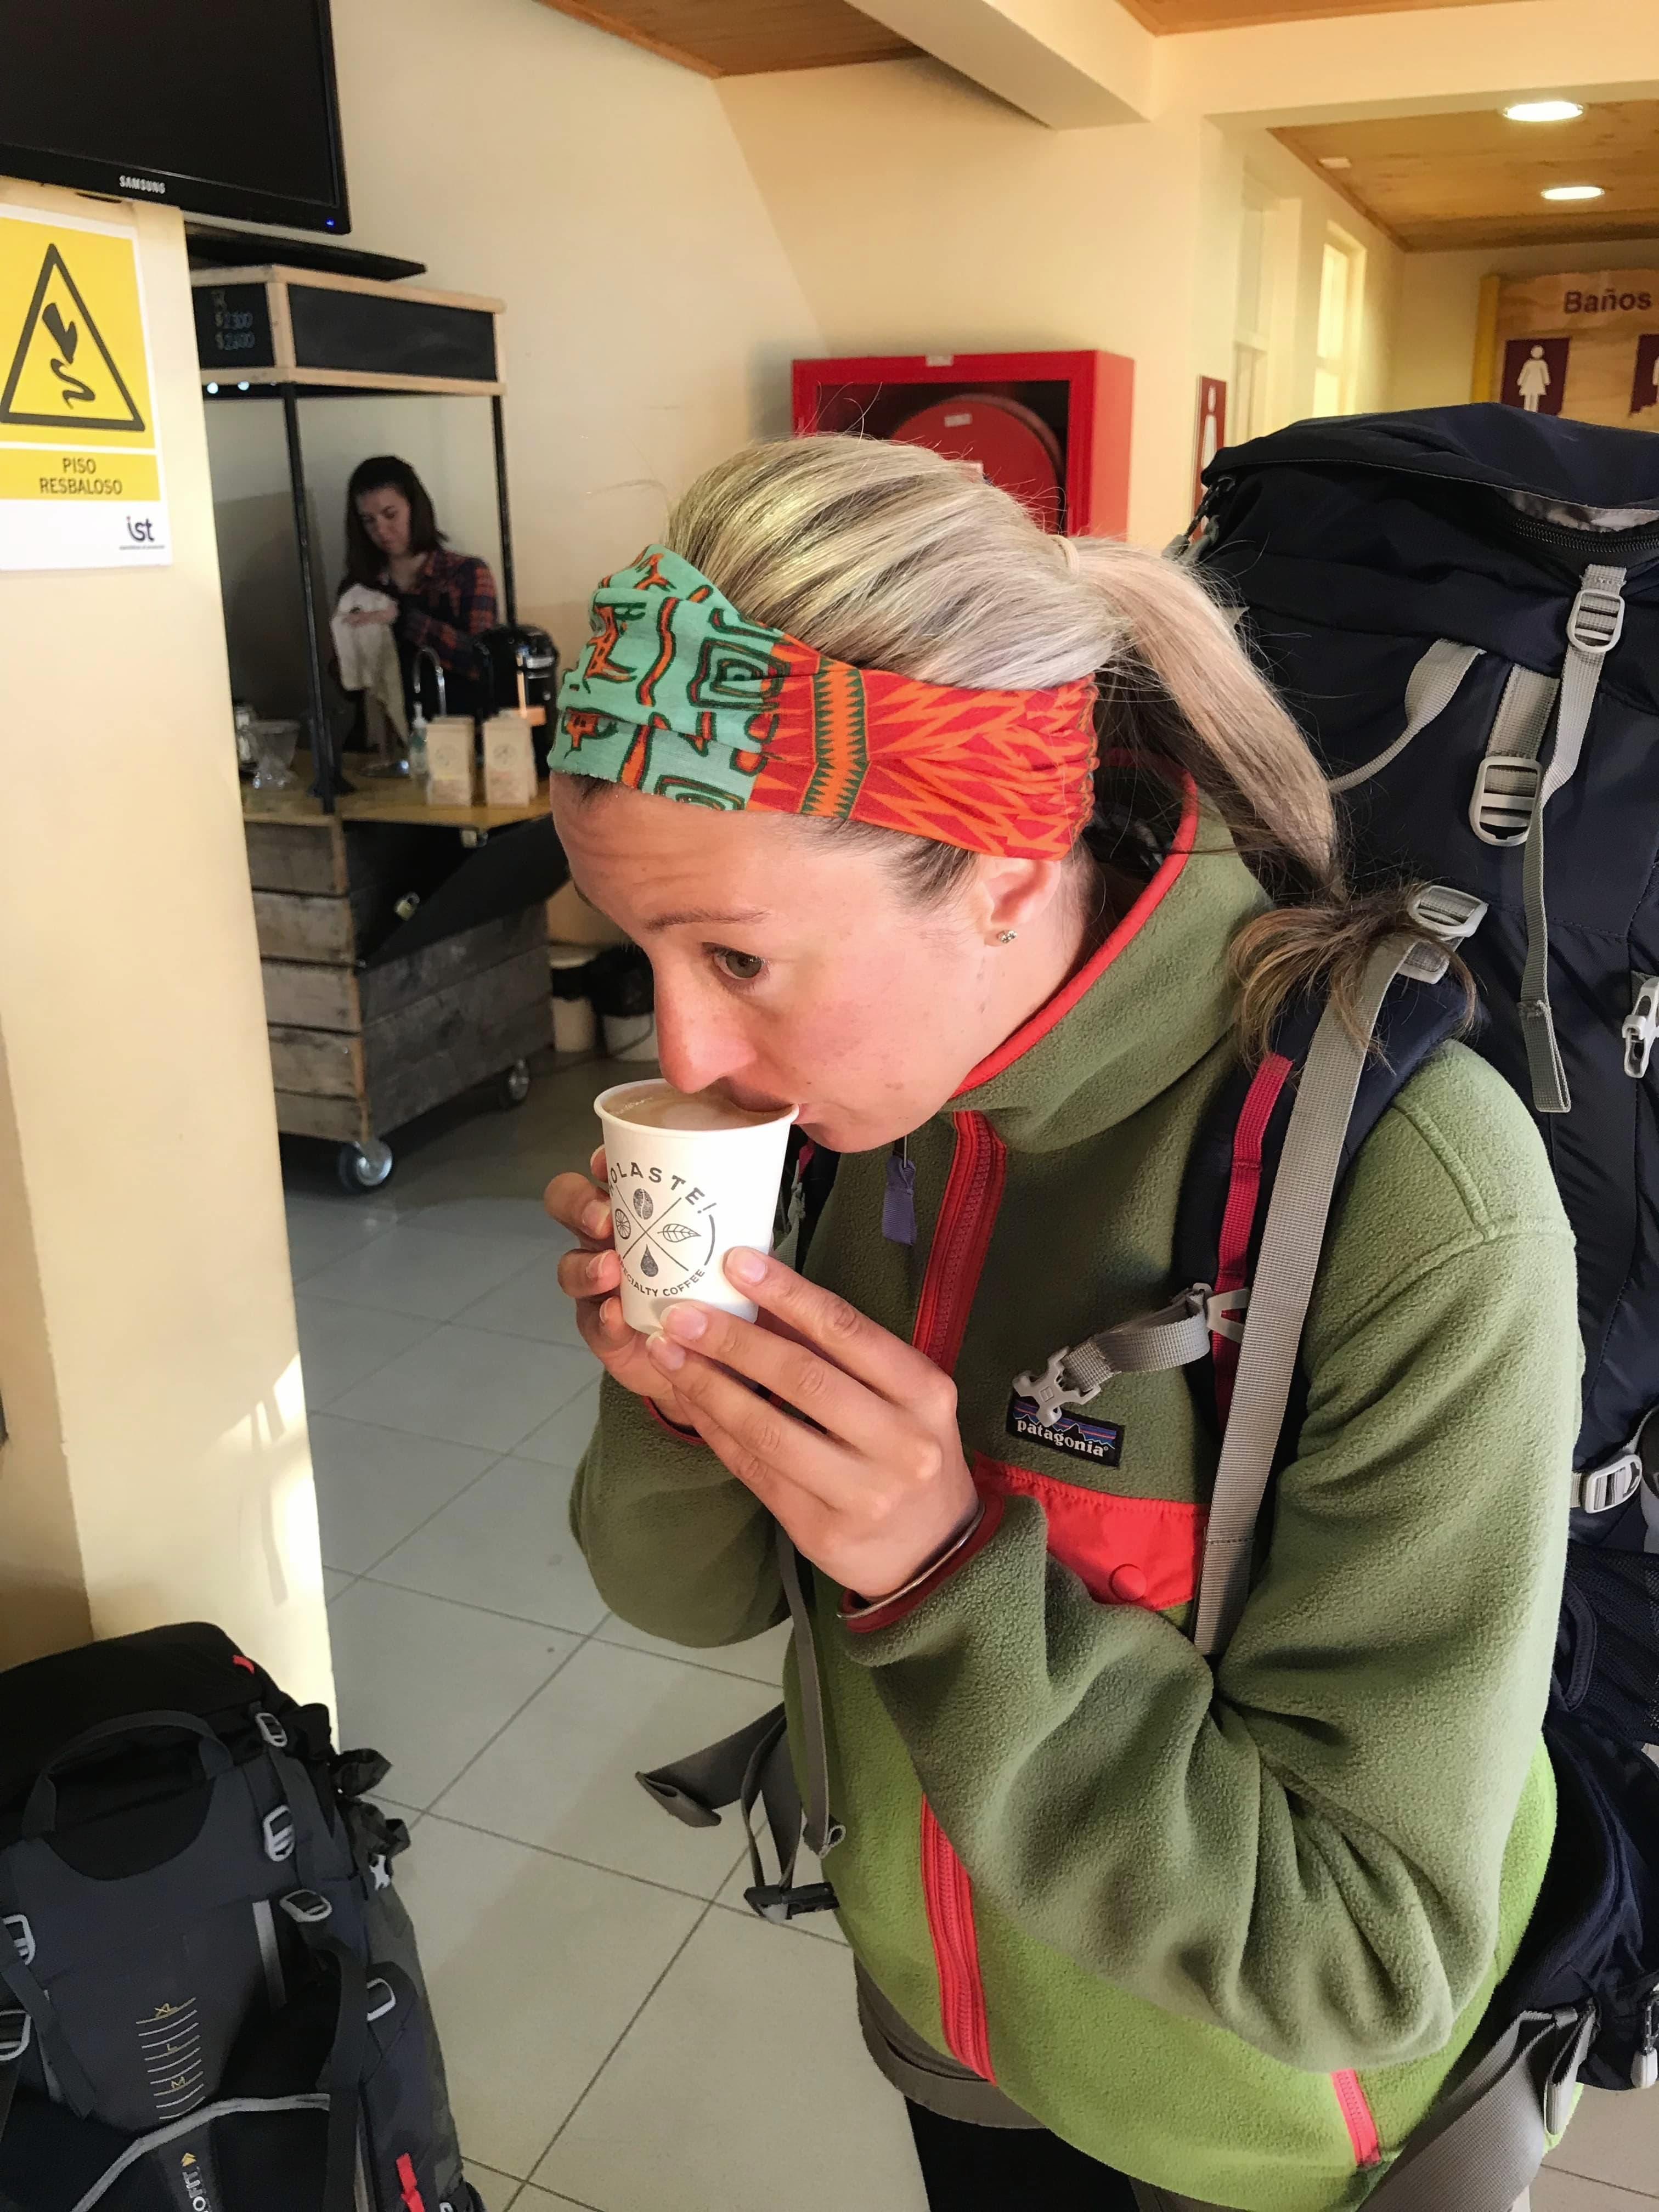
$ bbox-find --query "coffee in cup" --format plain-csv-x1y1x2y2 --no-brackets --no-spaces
594,1080,797,1335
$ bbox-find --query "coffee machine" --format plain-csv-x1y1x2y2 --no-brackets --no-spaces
473,624,559,773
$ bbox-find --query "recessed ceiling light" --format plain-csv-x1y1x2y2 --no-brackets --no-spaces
1541,183,1605,201
1504,99,1584,123
1319,155,1352,171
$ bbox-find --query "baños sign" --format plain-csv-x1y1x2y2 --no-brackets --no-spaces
1485,269,1659,432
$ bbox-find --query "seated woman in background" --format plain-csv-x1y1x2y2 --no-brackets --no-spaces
340,454,497,721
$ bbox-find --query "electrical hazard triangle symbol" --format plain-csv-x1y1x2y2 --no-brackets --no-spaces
0,243,145,435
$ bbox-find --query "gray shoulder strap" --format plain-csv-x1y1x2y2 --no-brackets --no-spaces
1518,566,1625,1113
1361,2005,1593,2211
1192,931,1448,1659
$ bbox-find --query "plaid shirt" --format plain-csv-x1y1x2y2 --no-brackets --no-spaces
390,547,498,681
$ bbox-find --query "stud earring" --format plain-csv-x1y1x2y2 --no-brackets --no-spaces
997,929,1018,944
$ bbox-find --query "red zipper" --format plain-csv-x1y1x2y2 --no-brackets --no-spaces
911,1112,1006,1373
396,2154,428,2212
1331,2069,1381,2168
912,1110,1007,2079
922,1799,996,2078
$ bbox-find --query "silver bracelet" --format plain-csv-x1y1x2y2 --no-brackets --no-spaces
844,1500,987,1616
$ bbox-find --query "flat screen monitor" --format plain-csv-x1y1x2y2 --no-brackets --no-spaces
0,0,349,234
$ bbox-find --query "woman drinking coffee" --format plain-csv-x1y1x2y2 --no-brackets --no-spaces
542,437,1575,2212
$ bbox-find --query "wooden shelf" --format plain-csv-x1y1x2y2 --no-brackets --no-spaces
242,758,548,832
241,792,556,1154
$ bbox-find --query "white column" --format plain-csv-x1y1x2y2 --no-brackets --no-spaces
0,179,333,1710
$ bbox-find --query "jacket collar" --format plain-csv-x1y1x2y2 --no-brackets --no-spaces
951,784,1266,1153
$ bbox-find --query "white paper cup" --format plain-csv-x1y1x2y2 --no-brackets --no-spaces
595,1080,797,1335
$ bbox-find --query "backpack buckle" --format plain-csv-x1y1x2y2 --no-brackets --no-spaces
1408,883,1488,947
3,1914,35,1967
1571,1450,1644,1515
279,1889,332,1926
1469,755,1541,845
744,1880,838,1923
1012,1347,1102,1428
365,1977,397,2024
1206,1287,1251,1344
0,2008,29,2065
1544,2004,1600,2136
262,1805,296,1863
255,1711,289,1750
1623,975,1659,1079
1567,582,1625,657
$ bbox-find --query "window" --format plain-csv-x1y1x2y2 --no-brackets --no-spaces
1233,180,1275,441
1312,227,1365,418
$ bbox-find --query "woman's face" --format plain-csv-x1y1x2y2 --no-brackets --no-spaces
552,785,1064,1153
356,485,412,561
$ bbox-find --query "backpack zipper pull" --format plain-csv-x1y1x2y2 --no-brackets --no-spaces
1633,1992,1658,2089
883,1136,917,1246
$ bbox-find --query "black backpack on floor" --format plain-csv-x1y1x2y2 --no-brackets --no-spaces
1182,404,1659,2101
0,1622,483,2212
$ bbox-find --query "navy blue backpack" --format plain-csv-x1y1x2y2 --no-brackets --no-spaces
1183,403,1659,2105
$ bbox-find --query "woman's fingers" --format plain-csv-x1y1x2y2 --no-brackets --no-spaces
725,1250,948,1408
544,1169,612,1245
557,1244,621,1302
659,1348,849,1508
654,1300,887,1455
573,1289,627,1358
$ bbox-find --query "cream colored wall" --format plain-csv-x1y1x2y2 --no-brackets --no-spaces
718,60,1402,543
1392,235,1659,414
205,0,823,702
0,180,331,1702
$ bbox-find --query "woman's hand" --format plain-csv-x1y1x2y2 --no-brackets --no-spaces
643,1250,979,1602
343,605,398,628
544,1150,695,1423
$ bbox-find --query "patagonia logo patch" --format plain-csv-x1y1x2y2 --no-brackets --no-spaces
1006,1391,1123,1468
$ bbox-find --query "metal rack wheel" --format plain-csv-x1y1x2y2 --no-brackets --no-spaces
337,1138,395,1194
497,1059,532,1109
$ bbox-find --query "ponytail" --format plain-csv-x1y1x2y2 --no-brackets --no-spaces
1066,539,1470,1059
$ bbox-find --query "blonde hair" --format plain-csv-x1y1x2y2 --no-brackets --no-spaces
661,436,1460,1059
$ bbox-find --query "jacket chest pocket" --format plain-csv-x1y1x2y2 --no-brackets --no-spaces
972,1454,1207,1611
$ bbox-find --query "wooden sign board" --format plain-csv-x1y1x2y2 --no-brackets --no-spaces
1483,270,1659,432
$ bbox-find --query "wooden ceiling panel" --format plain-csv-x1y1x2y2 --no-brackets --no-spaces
1277,102,1659,252
535,0,918,76
1122,0,1533,27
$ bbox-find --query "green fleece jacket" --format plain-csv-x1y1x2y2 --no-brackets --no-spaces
570,825,1578,2211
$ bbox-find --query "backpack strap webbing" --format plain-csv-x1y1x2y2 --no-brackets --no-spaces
1192,930,1452,1656
634,1526,845,1923
1360,2005,1594,2211
1329,639,1483,794
0,1869,97,2118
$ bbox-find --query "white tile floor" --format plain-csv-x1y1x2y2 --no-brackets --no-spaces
288,1053,1658,2212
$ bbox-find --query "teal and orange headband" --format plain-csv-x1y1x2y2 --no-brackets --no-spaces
550,545,1098,861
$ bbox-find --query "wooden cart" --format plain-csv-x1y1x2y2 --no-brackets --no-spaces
244,766,561,1191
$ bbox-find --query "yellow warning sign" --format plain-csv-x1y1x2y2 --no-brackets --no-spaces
0,205,167,568
0,221,153,444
